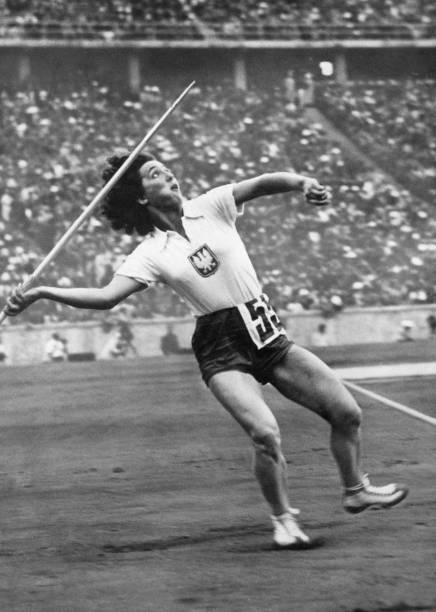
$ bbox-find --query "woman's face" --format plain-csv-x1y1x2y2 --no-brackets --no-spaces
139,160,182,212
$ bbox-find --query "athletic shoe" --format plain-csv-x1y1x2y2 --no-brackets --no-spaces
271,510,322,550
343,474,409,514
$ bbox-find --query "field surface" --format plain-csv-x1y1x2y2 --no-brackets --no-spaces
0,343,435,612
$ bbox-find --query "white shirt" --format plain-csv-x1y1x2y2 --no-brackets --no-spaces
116,184,263,316
44,338,67,361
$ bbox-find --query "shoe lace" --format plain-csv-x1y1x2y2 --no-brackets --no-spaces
279,513,308,541
345,475,396,498
364,482,396,495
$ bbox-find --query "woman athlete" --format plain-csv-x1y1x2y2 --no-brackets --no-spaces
5,153,408,549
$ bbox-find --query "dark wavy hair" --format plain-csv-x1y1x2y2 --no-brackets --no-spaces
100,153,155,236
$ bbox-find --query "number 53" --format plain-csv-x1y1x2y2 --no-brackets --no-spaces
245,294,285,345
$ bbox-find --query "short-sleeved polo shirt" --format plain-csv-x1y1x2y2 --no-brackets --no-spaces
116,184,263,316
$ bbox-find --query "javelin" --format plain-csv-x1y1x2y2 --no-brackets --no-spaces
0,80,196,325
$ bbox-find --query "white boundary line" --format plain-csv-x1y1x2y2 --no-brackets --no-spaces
334,361,436,380
344,380,436,427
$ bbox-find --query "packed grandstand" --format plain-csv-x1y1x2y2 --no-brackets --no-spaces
0,1,435,325
1,0,436,39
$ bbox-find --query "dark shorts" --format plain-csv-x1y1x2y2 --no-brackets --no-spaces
191,294,293,386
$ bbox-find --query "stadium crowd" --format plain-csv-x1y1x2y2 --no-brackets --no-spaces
1,0,188,24
1,0,435,40
0,79,435,324
320,79,436,202
0,0,199,40
188,0,436,39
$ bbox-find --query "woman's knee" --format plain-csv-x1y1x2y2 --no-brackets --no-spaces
330,399,362,433
251,423,283,462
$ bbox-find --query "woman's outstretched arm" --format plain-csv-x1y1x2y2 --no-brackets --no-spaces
233,172,330,206
4,275,144,317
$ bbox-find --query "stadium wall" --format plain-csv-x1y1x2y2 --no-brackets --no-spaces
1,304,434,366
1,46,436,91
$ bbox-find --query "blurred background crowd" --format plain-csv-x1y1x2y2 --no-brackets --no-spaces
320,79,436,201
1,0,436,39
0,75,435,324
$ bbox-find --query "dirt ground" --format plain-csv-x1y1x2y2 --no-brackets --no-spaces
0,348,435,612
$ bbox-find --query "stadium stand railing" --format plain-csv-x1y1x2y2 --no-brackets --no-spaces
0,20,435,42
204,23,436,41
0,20,202,41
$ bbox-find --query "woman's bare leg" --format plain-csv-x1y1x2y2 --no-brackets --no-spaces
269,345,363,488
208,370,290,516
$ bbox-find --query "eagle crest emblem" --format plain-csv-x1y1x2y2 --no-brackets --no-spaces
188,244,219,277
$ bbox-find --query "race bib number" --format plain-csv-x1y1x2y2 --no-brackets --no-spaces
238,294,286,349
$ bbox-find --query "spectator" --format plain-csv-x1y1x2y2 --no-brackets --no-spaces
427,314,436,337
108,330,130,358
0,335,7,363
311,322,330,347
297,72,315,108
397,320,415,342
284,69,296,105
161,324,181,355
44,332,68,361
160,323,192,355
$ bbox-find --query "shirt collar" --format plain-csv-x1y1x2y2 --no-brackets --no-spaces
147,225,188,251
145,198,204,250
151,226,172,250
